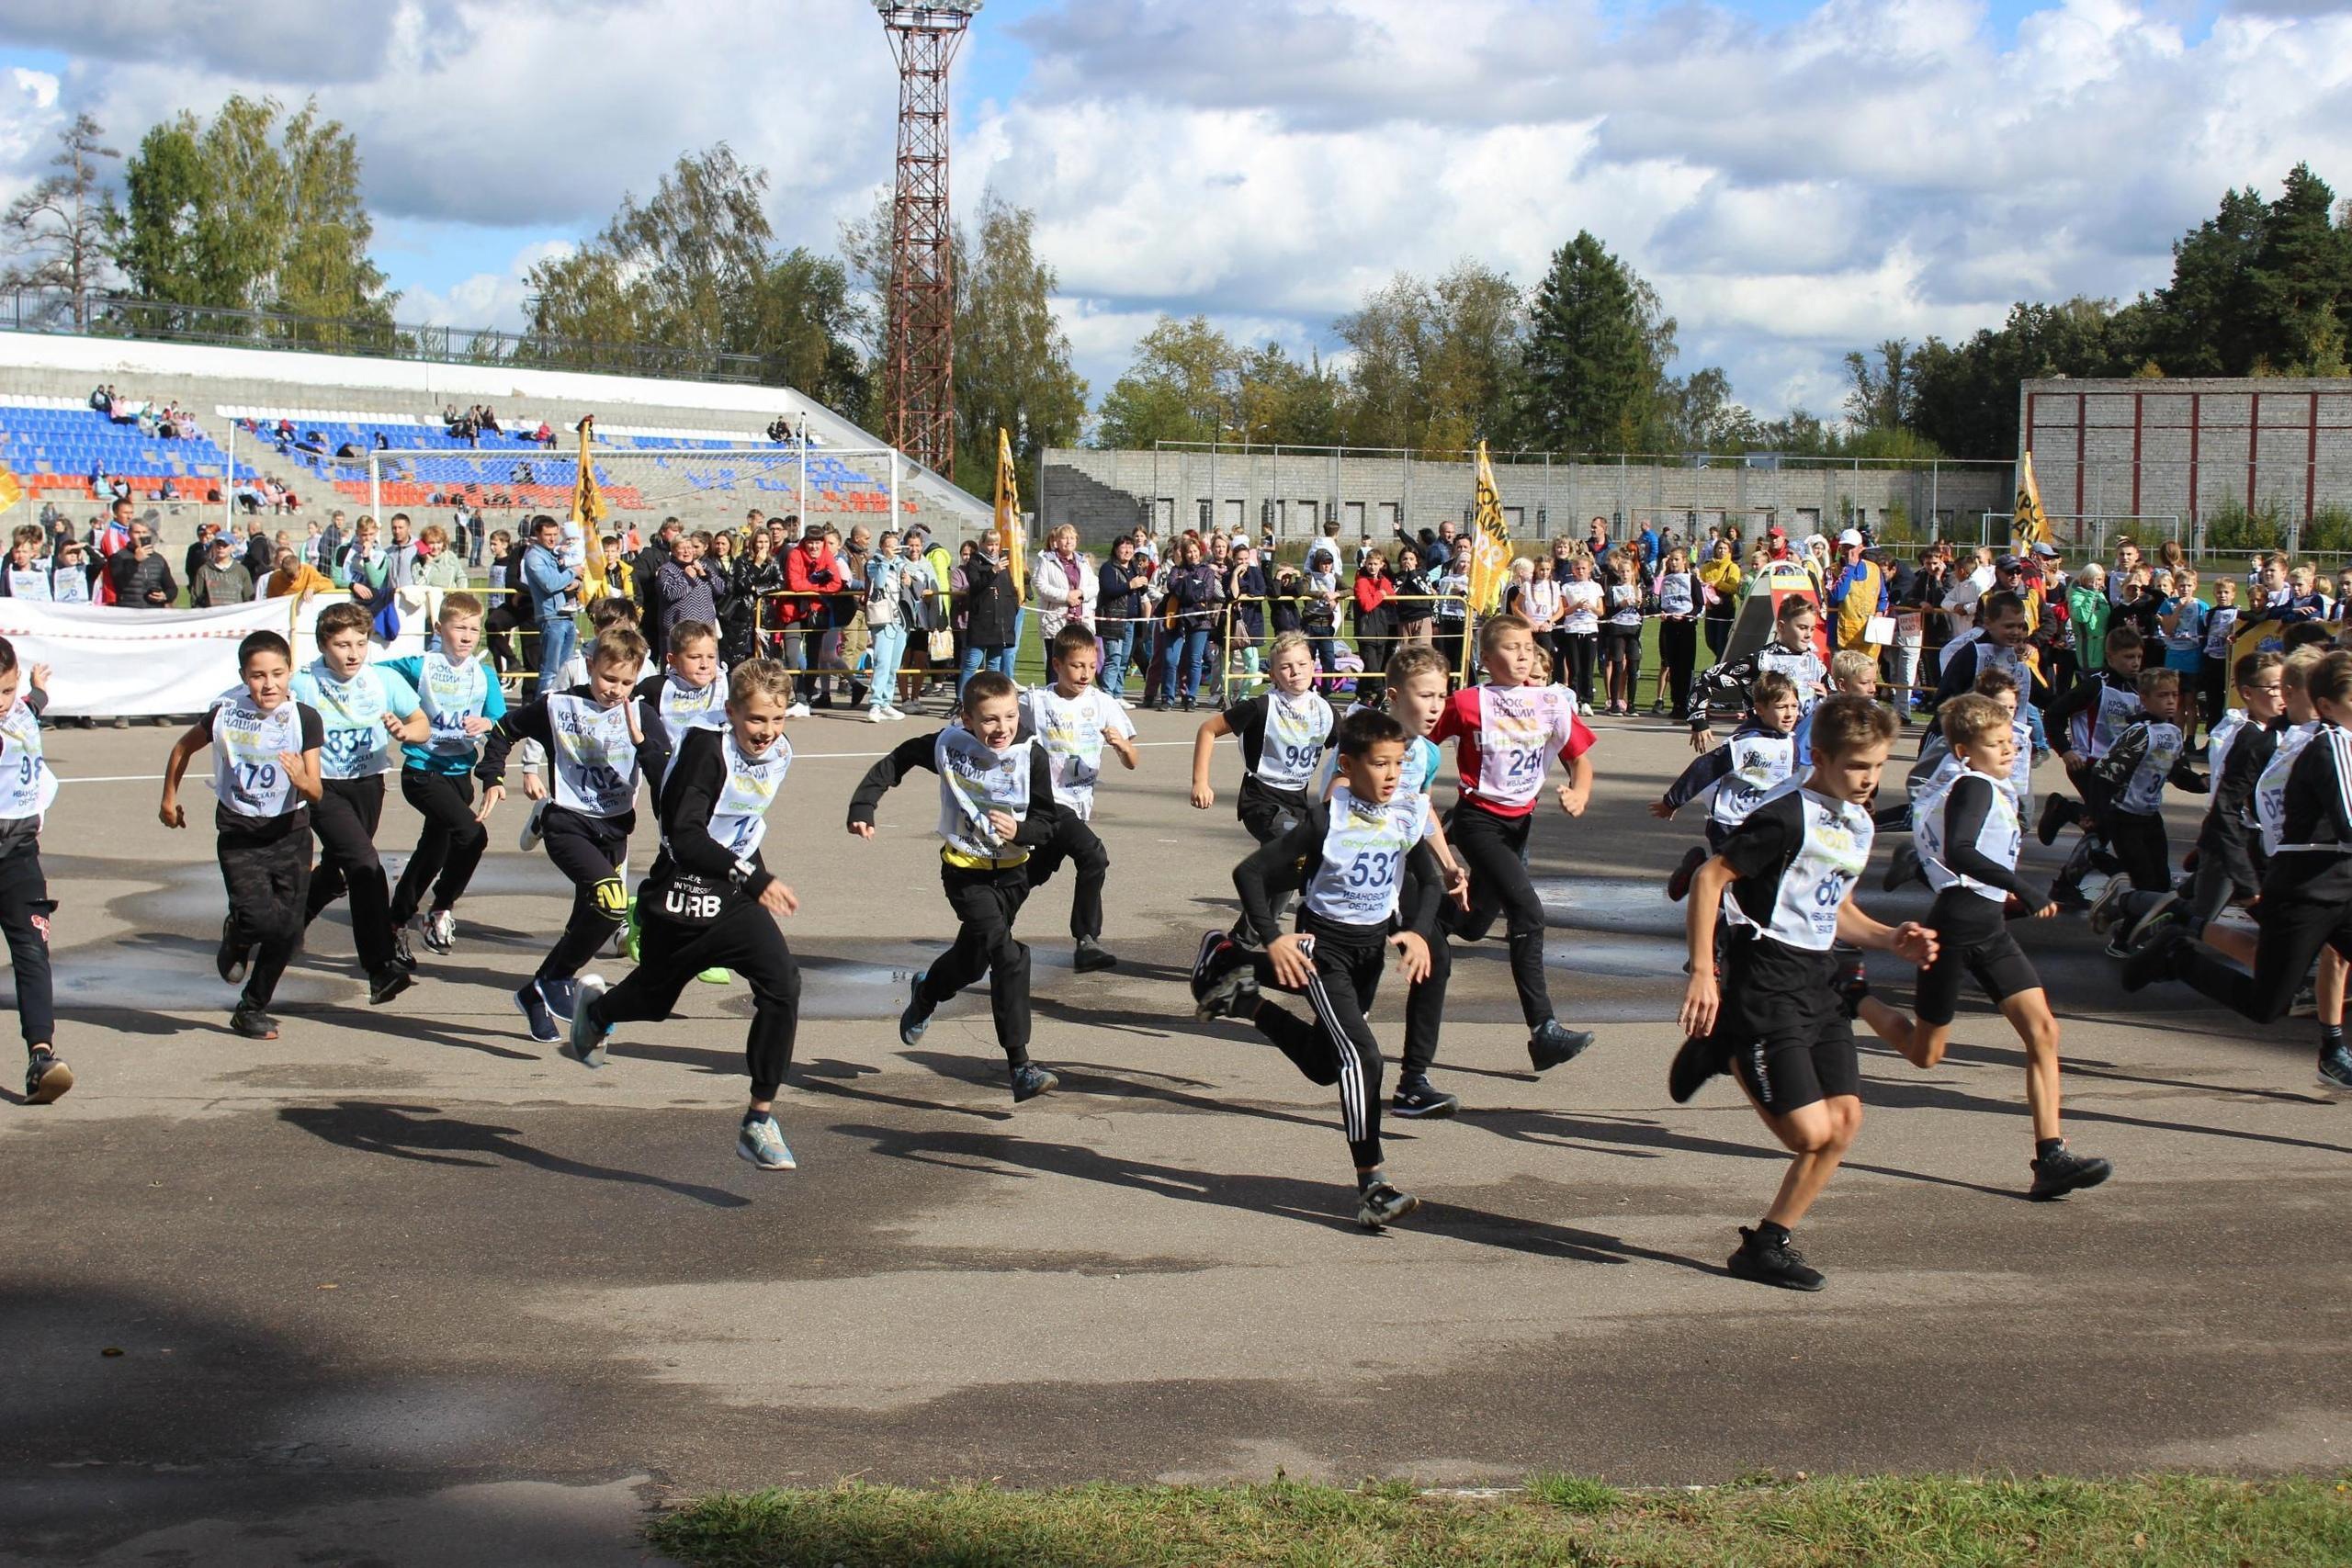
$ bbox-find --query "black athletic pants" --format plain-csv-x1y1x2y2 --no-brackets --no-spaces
1554,630,1598,708
220,811,311,1010
1658,616,1697,718
2179,888,2352,1025
597,899,802,1100
1444,801,1555,1032
921,862,1034,1065
390,769,488,924
538,807,631,983
1400,922,1450,1082
304,774,395,974
1023,813,1109,942
2109,808,2170,893
1246,919,1388,1169
0,845,55,1047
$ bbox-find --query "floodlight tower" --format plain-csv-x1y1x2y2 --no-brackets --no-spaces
875,0,979,479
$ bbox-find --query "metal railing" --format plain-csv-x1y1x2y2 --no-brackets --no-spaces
0,289,771,386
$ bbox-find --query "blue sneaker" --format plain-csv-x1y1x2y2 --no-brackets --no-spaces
899,971,933,1045
514,981,560,1043
539,976,588,1022
737,1114,797,1170
564,975,611,1067
2320,1043,2352,1091
1011,1063,1059,1103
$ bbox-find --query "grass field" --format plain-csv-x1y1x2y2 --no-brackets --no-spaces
649,1473,2352,1568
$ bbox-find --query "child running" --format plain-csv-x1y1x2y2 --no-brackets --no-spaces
1684,592,1829,749
2039,623,2147,906
568,660,807,1168
1191,705,1444,1229
2123,649,2352,1090
1654,670,1802,903
380,592,506,955
291,602,428,1006
1021,622,1139,975
478,626,654,1043
1850,694,2112,1201
0,642,68,1101
2086,667,2205,919
847,670,1065,1103
1668,694,1939,1291
1430,613,1599,1069
628,618,731,984
1191,631,1335,850
160,631,326,1041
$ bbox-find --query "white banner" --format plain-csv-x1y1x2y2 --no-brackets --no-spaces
0,592,440,718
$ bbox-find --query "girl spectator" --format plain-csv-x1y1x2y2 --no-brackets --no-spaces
1351,548,1397,704
862,530,913,722
2199,576,2240,735
1096,536,1149,706
1598,544,1646,716
1652,545,1701,717
2157,564,2210,744
728,529,785,664
1300,545,1345,686
1432,551,1469,682
2065,563,2112,684
950,539,979,680
1555,550,1603,708
957,532,1022,690
1225,542,1271,697
1697,537,1743,661
413,525,466,590
1391,544,1435,648
1161,535,1223,711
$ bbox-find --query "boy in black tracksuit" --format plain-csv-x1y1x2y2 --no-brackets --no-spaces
478,626,661,1043
1191,633,1337,934
0,640,67,1102
569,660,806,1169
2087,667,2205,904
2038,624,2146,904
847,670,1064,1103
1192,705,1444,1230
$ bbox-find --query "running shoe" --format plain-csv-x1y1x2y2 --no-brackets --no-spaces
1726,1225,1825,1292
2120,894,2184,954
421,908,457,955
1011,1063,1058,1102
23,1048,73,1104
2319,1043,2352,1091
390,928,418,974
1668,1032,1726,1104
228,1004,279,1041
517,799,548,853
1880,840,1923,894
737,1113,796,1170
785,701,811,719
2027,1143,2113,1201
866,705,889,723
513,981,560,1043
1072,937,1118,974
216,917,247,985
368,966,414,1007
1356,1179,1419,1231
1390,1077,1459,1118
899,970,933,1045
2036,792,2073,846
2086,876,2134,936
695,967,730,985
2119,929,2184,994
540,976,586,1021
1528,1019,1594,1071
623,897,642,964
1666,844,1706,904
564,975,610,1067
1190,932,1260,1021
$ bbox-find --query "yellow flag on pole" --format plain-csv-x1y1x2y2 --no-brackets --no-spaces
2012,450,2052,551
996,427,1028,602
1464,441,1513,615
570,416,607,532
0,464,21,516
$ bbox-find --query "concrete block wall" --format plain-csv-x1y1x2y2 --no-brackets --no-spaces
2021,378,2352,525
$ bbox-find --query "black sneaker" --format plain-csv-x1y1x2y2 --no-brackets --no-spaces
1011,1063,1058,1102
2028,1143,2114,1201
1191,931,1260,1021
1072,937,1118,974
2086,876,2135,937
513,982,560,1043
23,1048,73,1104
1528,1019,1594,1071
2291,985,2319,1019
2120,890,2183,953
899,970,934,1045
389,928,419,974
1391,1077,1459,1118
2319,1043,2352,1091
216,917,247,985
1668,1032,1726,1104
2048,882,2090,912
229,1004,279,1041
368,966,414,1007
1880,840,1922,893
1834,961,1870,1021
2120,929,2184,994
1356,1179,1419,1230
1666,844,1706,904
1726,1225,1825,1292
2037,792,2072,846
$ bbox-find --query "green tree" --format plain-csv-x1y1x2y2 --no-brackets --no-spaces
1237,344,1345,446
1094,315,1241,448
2247,163,2352,374
1334,262,1524,452
952,193,1089,492
1511,231,1666,454
2153,186,2271,375
749,247,869,418
111,121,209,321
1842,339,1916,433
3,113,119,330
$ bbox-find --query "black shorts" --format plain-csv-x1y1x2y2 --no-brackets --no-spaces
1914,889,2041,1026
1721,936,1857,1114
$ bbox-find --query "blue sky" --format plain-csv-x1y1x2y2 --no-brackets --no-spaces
1,0,2343,434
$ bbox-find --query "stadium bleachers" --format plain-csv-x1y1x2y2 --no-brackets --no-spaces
0,396,256,500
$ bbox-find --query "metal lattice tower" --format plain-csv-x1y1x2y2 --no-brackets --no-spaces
875,2,978,479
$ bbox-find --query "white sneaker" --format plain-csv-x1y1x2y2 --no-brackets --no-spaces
517,799,547,853
786,701,811,719
1119,699,1136,710
883,705,909,721
867,705,888,723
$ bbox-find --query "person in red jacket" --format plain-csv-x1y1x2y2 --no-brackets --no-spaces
1351,551,1397,704
782,525,842,715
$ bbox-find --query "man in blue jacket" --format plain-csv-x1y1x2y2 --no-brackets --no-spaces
520,513,580,698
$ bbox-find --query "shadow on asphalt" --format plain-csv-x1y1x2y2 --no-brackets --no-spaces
277,1101,751,1208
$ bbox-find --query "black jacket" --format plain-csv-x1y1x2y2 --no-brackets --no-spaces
107,548,177,607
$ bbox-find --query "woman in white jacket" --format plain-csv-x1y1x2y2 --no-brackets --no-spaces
1035,524,1099,644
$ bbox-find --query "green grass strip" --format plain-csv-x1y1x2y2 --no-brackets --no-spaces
648,1472,2352,1568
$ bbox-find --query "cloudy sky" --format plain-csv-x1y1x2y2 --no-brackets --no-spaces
4,0,2349,444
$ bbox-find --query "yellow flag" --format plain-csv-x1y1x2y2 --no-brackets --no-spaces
996,428,1028,602
1464,441,1513,615
2012,450,2051,550
570,417,607,533
0,465,19,515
